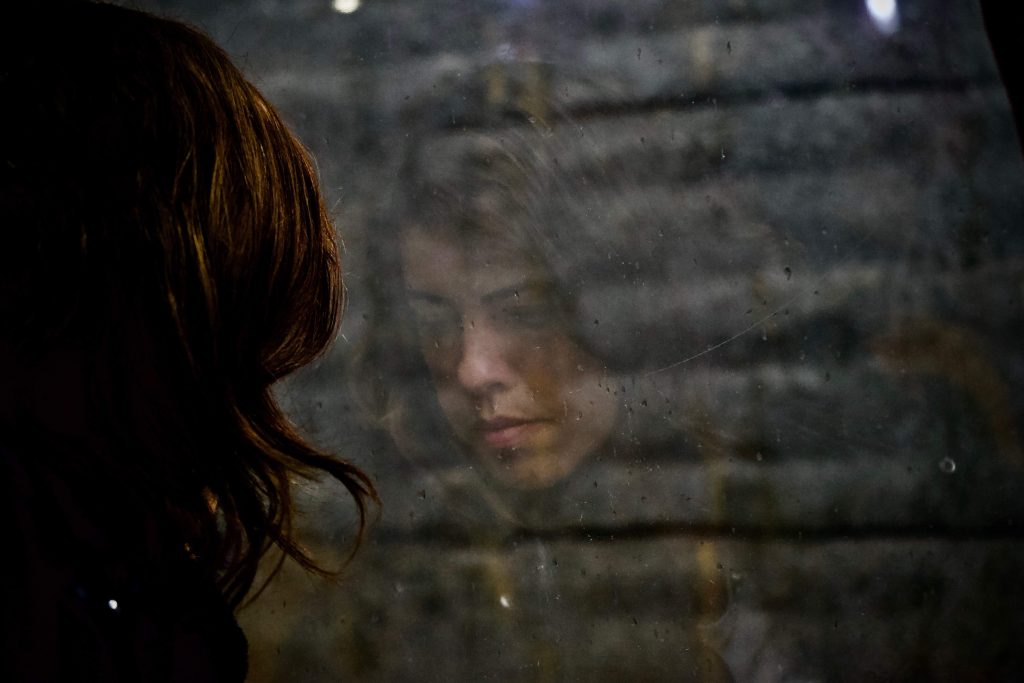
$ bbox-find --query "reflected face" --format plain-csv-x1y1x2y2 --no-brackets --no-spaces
401,229,618,489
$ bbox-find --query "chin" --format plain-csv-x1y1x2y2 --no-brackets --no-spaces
481,448,580,491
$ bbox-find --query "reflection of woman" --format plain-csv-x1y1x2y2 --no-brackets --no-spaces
1,5,373,681
358,125,718,491
357,118,737,681
398,214,619,489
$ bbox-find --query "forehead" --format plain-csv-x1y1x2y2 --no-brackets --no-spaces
400,228,549,302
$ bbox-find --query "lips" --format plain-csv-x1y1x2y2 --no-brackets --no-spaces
477,417,547,449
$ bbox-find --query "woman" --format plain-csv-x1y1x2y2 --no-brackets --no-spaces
1,3,375,681
356,121,769,495
396,197,620,490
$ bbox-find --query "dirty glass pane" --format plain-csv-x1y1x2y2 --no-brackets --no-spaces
130,0,1023,680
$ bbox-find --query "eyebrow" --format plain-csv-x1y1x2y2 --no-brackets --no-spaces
405,280,555,308
405,290,451,306
481,280,555,305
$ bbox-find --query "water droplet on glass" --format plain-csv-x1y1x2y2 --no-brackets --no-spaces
938,457,956,474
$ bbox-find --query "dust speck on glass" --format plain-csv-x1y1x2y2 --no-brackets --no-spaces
124,0,1024,680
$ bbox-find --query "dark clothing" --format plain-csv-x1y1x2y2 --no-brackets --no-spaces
1,442,247,682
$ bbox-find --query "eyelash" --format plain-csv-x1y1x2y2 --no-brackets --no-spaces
410,303,559,338
497,304,556,327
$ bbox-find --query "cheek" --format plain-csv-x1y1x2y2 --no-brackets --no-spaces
433,385,476,446
435,386,465,420
560,375,618,458
524,336,592,396
427,359,474,433
520,361,567,409
510,330,577,397
421,343,457,379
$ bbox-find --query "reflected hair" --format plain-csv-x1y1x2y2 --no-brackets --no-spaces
1,2,375,607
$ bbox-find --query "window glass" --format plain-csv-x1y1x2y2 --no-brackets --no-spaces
132,1,1024,679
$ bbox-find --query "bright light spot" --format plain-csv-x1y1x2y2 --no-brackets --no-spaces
107,599,119,611
495,43,517,62
867,0,895,20
866,0,899,34
499,595,511,608
333,0,360,14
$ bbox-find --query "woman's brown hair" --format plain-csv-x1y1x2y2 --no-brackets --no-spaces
0,2,375,607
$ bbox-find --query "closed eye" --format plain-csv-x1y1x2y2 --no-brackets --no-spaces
492,301,560,329
407,296,461,338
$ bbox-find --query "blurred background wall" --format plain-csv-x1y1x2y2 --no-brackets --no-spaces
124,0,1024,680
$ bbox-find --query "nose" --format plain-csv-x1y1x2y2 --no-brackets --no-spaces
456,315,515,396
